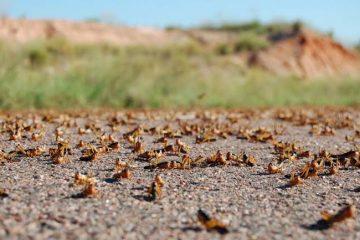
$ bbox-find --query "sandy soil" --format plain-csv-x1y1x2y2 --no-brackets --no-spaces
251,30,360,78
0,18,234,47
0,108,359,240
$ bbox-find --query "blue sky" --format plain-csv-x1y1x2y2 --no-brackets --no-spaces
1,0,359,44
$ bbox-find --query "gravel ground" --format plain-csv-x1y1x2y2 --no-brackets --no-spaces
0,108,359,240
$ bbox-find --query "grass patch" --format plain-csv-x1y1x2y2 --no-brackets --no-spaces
0,38,359,109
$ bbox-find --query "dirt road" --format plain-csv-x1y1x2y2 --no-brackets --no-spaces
0,108,359,239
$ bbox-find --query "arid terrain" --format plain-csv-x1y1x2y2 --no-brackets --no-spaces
251,30,360,78
1,18,359,78
0,17,359,240
0,108,359,239
0,18,239,47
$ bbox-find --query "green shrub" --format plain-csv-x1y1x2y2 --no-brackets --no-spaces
292,21,304,33
216,43,233,55
25,44,49,66
200,20,299,36
234,33,270,52
45,37,73,56
265,22,298,35
201,20,267,34
356,42,360,52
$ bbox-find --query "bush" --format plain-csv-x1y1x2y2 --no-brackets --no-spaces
216,43,233,55
45,37,73,56
292,21,304,33
201,20,267,35
26,45,49,66
356,42,360,52
265,22,297,35
234,33,270,53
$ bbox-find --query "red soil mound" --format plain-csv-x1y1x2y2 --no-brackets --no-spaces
251,30,360,78
0,18,180,46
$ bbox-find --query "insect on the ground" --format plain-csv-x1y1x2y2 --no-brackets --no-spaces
78,127,87,135
80,146,98,162
196,133,217,144
242,154,257,166
9,130,22,141
0,150,15,163
76,140,86,148
81,183,98,198
115,159,128,172
300,159,323,179
180,155,193,169
289,171,303,186
31,132,44,141
108,141,120,151
155,174,165,187
113,168,132,180
147,180,162,201
49,140,72,164
207,150,227,165
74,172,96,186
267,162,282,174
133,141,144,154
320,205,356,227
329,161,340,175
55,128,64,140
0,188,9,198
197,209,229,234
53,155,69,164
175,139,190,153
